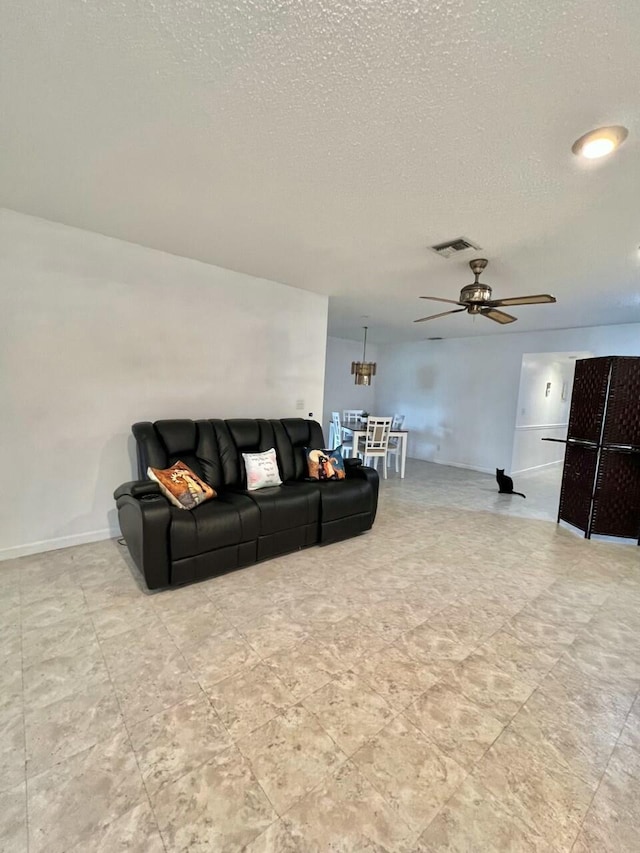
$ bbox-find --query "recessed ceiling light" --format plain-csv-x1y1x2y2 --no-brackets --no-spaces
572,126,628,159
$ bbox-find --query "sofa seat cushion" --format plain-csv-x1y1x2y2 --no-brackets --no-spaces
312,478,374,523
169,493,259,560
236,484,320,535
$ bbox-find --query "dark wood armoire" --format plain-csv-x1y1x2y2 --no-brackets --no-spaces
556,356,640,543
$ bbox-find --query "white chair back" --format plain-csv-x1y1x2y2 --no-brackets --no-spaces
343,409,363,423
363,416,392,457
387,414,404,473
359,416,392,478
329,411,341,449
329,410,354,453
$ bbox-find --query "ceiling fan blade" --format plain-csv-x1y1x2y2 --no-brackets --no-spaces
419,296,465,306
488,294,556,307
480,307,517,324
414,308,467,323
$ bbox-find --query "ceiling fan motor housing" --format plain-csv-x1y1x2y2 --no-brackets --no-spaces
460,283,492,311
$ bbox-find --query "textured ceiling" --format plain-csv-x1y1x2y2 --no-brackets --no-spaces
1,0,639,342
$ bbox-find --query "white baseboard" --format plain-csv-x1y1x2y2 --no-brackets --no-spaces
427,458,495,475
514,423,568,431
511,460,563,476
426,457,561,477
0,527,119,562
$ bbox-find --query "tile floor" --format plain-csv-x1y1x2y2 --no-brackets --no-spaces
1,462,640,852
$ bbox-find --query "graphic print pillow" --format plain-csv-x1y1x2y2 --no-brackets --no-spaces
242,448,283,491
306,447,346,481
147,461,216,510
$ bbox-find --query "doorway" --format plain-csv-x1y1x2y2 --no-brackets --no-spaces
511,351,592,475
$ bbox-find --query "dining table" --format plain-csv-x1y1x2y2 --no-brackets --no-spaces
341,420,409,478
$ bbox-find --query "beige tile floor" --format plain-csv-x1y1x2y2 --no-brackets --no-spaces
1,461,640,852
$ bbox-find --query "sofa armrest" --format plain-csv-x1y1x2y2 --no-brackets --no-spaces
345,462,380,523
345,461,374,479
113,480,162,501
114,484,172,589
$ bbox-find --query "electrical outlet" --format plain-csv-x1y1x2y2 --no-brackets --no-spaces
295,399,304,410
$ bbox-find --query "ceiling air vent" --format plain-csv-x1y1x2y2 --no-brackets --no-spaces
430,237,480,259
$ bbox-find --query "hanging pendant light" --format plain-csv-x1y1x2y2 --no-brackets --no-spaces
351,326,377,386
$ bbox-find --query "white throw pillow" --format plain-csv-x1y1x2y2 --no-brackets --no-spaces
242,448,282,491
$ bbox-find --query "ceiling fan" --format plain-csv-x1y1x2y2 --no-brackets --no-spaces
414,259,556,325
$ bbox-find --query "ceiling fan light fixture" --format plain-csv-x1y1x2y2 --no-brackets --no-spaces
571,126,628,159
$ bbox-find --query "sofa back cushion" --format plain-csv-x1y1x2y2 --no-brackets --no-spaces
212,419,277,489
133,420,202,479
133,420,225,488
132,418,324,490
272,419,326,482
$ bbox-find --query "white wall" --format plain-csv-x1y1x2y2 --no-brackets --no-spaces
0,210,328,559
515,354,579,429
511,351,592,474
374,325,640,473
322,336,379,437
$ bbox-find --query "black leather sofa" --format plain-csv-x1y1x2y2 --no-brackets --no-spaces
114,418,379,589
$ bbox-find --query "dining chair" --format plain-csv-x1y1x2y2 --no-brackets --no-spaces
328,413,339,449
387,413,405,473
357,416,392,479
330,411,354,456
342,409,363,424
